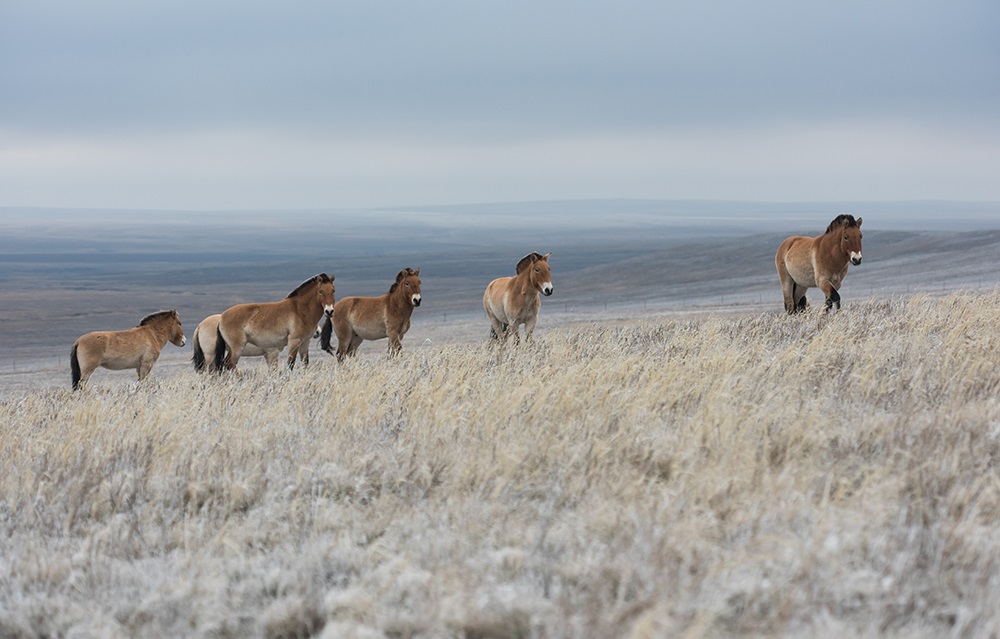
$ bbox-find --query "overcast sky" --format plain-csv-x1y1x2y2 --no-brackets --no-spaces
2,1,999,210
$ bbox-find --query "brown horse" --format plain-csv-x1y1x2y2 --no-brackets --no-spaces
775,215,863,314
191,313,323,372
483,252,553,341
214,273,335,371
321,268,421,360
70,310,186,390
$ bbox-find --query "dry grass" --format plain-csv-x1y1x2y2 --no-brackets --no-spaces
2,291,999,638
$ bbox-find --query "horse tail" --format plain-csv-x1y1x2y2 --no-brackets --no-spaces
213,327,229,372
320,316,334,354
192,328,207,372
70,343,82,390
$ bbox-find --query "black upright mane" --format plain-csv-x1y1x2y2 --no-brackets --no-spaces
286,273,331,298
515,252,545,275
825,214,859,234
139,310,176,326
388,268,418,294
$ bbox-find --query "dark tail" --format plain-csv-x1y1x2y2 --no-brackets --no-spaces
213,327,228,372
192,329,207,372
320,316,334,354
70,343,81,390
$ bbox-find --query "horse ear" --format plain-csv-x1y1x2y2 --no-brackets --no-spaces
856,217,862,227
395,270,407,283
542,253,551,261
413,268,420,277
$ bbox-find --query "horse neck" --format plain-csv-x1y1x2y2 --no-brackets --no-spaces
819,231,849,262
512,270,539,296
145,320,174,346
291,289,324,324
387,288,414,317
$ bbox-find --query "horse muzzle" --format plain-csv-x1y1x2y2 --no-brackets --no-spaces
412,295,422,307
851,253,863,266
542,284,553,296
324,305,335,318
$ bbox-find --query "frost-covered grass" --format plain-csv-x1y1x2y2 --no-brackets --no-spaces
2,292,999,638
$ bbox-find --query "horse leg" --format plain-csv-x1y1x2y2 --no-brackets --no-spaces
524,315,538,341
264,349,280,368
793,284,808,313
781,279,800,314
350,335,364,356
298,336,311,367
215,328,244,371
136,354,156,381
819,280,841,312
777,255,798,314
387,331,403,356
287,337,303,370
485,305,506,340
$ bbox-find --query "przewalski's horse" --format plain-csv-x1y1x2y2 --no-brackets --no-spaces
191,314,323,372
214,273,335,371
70,310,186,390
483,252,553,341
321,268,421,360
775,215,863,314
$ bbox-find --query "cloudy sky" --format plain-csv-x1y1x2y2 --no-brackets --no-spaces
2,0,999,210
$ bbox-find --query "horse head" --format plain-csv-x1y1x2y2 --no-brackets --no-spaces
517,252,553,296
141,309,186,346
834,216,863,265
390,268,422,307
314,273,336,317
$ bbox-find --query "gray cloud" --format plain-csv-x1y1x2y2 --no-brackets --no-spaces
2,0,999,207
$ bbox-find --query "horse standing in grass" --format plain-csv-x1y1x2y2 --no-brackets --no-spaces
214,273,335,371
775,215,863,314
70,310,186,390
191,314,323,372
321,268,421,360
483,252,553,341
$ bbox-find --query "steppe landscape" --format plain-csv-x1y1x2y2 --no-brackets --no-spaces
2,200,999,637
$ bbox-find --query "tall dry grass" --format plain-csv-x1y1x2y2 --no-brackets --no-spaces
1,291,999,638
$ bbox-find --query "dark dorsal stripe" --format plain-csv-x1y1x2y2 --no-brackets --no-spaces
515,252,544,274
825,214,859,234
139,309,176,326
389,268,418,293
287,273,331,298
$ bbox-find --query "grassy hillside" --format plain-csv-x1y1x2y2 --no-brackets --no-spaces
2,292,999,637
